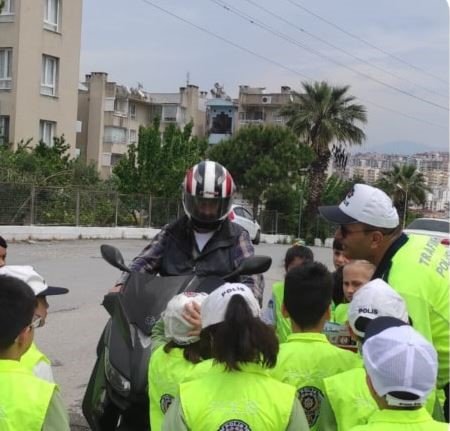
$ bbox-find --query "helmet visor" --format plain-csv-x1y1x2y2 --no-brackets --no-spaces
184,194,232,223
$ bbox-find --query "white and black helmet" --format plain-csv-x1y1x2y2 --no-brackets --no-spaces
182,161,235,229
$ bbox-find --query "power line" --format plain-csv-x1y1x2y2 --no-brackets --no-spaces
285,0,448,85
209,0,448,111
137,0,313,81
241,0,447,101
135,0,446,129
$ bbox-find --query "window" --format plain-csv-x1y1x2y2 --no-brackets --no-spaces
129,129,137,144
40,120,56,146
0,49,12,90
0,0,14,15
41,55,58,96
104,126,127,145
0,116,10,145
162,105,177,122
43,0,60,32
129,103,136,119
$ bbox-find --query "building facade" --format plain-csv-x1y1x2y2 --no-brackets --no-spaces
236,85,292,129
77,72,207,178
0,0,82,153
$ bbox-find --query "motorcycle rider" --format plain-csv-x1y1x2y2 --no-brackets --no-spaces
113,160,263,304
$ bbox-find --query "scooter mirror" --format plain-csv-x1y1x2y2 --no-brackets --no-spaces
100,244,131,273
224,255,272,281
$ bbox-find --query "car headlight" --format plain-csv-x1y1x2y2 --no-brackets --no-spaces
104,346,131,396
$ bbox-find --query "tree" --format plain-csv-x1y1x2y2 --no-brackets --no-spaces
280,81,367,235
113,119,207,198
207,124,313,216
376,164,430,225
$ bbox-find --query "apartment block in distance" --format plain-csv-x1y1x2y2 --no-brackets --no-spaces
236,85,292,129
0,0,82,152
77,72,207,178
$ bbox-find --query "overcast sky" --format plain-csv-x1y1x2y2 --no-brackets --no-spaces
81,0,449,153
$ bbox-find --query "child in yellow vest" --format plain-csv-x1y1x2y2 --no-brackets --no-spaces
148,291,211,430
0,274,69,430
271,262,361,430
319,278,443,431
349,317,447,431
163,283,310,430
0,265,69,382
333,260,375,325
264,245,313,343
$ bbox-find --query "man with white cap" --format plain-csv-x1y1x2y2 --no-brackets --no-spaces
319,278,443,431
319,183,449,420
349,316,447,430
0,265,68,382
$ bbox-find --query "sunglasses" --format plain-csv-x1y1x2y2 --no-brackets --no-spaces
29,316,42,330
339,225,378,238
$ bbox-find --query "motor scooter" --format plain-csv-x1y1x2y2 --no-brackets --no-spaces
82,244,271,430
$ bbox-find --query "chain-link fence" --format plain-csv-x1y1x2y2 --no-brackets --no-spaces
0,183,180,229
0,183,336,239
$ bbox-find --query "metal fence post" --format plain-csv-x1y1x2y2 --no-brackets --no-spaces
114,193,119,227
75,189,80,226
275,211,279,235
30,186,35,225
148,195,152,227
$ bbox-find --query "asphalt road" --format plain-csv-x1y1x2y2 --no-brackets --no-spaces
6,239,333,429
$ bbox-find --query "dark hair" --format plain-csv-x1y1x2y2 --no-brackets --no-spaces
332,266,345,305
284,262,333,330
163,340,204,364
332,238,344,251
284,245,314,271
201,295,278,371
0,276,36,350
0,236,7,249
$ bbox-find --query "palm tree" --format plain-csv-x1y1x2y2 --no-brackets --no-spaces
376,164,431,226
280,81,367,238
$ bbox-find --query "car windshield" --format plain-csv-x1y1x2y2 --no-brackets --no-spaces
407,219,449,233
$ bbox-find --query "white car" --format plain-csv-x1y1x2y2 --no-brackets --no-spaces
229,205,261,245
404,218,449,246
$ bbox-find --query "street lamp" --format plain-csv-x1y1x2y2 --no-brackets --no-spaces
396,183,408,228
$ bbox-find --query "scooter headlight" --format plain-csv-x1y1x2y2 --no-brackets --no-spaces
104,346,131,396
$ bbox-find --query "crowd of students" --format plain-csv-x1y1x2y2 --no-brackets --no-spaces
0,182,449,430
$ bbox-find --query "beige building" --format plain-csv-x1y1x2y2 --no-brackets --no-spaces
77,72,207,178
236,85,292,129
0,0,82,152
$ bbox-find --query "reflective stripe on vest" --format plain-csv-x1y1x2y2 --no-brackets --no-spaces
272,282,292,343
0,359,55,431
180,362,296,431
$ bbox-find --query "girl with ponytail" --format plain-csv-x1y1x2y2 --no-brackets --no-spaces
163,283,309,430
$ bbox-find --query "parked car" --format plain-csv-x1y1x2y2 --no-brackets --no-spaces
229,205,261,245
404,218,449,246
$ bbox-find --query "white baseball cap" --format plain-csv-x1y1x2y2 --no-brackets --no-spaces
363,323,437,407
0,265,68,296
162,292,208,345
201,283,260,329
348,278,409,338
319,184,399,228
